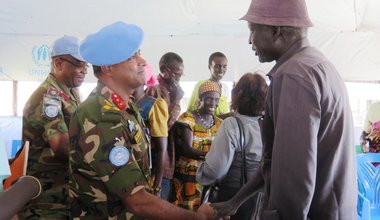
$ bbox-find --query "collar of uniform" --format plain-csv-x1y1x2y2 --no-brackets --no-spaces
267,38,311,78
47,73,77,101
96,82,129,111
111,93,127,110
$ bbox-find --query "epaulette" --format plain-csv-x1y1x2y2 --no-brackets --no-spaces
47,87,60,96
47,86,70,101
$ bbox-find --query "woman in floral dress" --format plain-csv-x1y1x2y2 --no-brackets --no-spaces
172,81,222,211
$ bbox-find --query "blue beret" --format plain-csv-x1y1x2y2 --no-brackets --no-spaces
51,35,85,61
80,21,144,66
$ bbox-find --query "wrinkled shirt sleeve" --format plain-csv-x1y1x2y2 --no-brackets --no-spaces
269,73,321,218
148,98,169,137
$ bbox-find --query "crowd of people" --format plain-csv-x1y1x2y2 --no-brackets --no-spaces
1,0,362,219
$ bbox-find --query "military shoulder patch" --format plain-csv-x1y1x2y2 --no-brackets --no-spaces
44,105,59,118
42,94,62,119
109,146,130,166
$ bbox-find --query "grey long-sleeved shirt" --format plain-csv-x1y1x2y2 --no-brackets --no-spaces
261,38,356,220
196,113,262,188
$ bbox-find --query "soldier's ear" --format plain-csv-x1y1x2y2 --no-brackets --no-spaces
100,66,112,75
53,57,64,71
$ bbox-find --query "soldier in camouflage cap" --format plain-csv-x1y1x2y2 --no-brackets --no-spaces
19,35,88,219
69,21,224,220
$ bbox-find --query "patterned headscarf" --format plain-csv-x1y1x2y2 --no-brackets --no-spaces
198,80,221,98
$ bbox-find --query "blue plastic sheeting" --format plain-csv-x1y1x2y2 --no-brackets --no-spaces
357,153,380,220
0,116,22,159
0,134,11,190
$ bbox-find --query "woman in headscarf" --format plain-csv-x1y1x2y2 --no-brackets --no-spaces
196,72,268,220
172,80,223,211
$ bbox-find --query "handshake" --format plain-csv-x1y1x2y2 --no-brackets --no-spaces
197,201,236,220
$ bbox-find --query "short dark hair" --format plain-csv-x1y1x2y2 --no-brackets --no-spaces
159,52,183,72
260,24,307,39
208,52,227,66
92,65,102,78
230,72,268,116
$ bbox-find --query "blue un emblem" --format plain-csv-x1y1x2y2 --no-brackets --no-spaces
32,44,51,66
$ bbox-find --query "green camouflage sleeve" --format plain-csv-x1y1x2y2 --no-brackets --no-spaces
24,86,67,142
43,118,68,141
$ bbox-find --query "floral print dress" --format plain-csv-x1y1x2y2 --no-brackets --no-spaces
173,111,222,211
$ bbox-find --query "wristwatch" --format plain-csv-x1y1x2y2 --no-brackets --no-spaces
153,186,161,193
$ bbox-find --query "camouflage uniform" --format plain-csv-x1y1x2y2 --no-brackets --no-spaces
20,73,81,219
69,82,151,220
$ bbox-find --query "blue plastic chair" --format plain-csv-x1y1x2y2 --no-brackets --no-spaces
357,153,380,220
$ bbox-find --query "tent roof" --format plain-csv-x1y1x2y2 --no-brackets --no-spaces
0,0,379,82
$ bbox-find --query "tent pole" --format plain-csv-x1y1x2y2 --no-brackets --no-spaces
13,80,17,116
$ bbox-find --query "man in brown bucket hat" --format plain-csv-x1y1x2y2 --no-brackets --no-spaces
210,0,357,219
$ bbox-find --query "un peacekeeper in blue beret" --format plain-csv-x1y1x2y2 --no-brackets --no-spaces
68,21,225,220
20,35,88,219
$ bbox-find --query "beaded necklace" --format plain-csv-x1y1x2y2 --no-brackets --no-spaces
196,109,214,128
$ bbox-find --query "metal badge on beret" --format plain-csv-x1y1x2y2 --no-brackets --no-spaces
109,146,130,167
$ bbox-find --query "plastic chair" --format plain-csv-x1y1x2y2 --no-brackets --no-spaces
3,141,29,190
357,153,380,220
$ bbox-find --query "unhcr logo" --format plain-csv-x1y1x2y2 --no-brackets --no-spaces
32,44,51,66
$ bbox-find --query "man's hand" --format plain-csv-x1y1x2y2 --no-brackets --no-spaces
153,191,161,198
210,201,237,220
197,203,214,220
197,202,230,220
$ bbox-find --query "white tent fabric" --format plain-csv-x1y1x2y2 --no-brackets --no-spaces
0,0,379,82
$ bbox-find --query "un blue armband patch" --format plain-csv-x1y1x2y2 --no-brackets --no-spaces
109,146,130,167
